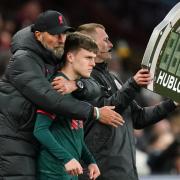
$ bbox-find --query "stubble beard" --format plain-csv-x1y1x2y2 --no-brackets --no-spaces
41,40,64,59
52,46,64,59
97,52,112,63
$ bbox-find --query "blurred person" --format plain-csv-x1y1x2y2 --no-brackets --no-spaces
75,23,178,180
16,0,42,28
134,129,148,152
147,120,175,172
166,136,180,175
147,113,180,174
0,30,11,51
169,110,180,137
151,119,172,136
108,51,122,78
4,19,17,34
0,11,123,180
147,119,174,153
115,39,133,82
148,136,180,174
34,32,100,180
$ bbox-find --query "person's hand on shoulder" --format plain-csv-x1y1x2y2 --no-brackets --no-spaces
88,163,100,180
52,76,77,94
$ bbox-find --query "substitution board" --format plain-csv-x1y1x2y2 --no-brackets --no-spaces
142,2,180,103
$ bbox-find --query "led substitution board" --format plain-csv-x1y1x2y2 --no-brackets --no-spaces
142,2,180,103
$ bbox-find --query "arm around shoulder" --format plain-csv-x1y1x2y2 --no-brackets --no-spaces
6,52,93,120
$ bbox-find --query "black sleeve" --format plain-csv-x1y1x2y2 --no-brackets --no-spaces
131,99,177,129
90,75,140,113
72,77,101,101
6,52,93,120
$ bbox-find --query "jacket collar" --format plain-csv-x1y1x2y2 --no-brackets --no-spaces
95,62,108,71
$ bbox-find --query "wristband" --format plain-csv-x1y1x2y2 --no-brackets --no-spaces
94,107,100,120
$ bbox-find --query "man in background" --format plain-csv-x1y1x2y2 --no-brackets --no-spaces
77,23,178,180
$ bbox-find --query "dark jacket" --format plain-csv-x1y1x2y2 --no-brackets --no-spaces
0,26,96,180
80,63,177,180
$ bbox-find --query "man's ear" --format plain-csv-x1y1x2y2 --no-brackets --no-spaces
34,31,42,41
66,52,74,63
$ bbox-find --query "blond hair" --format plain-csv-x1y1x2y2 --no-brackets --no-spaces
77,23,105,37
